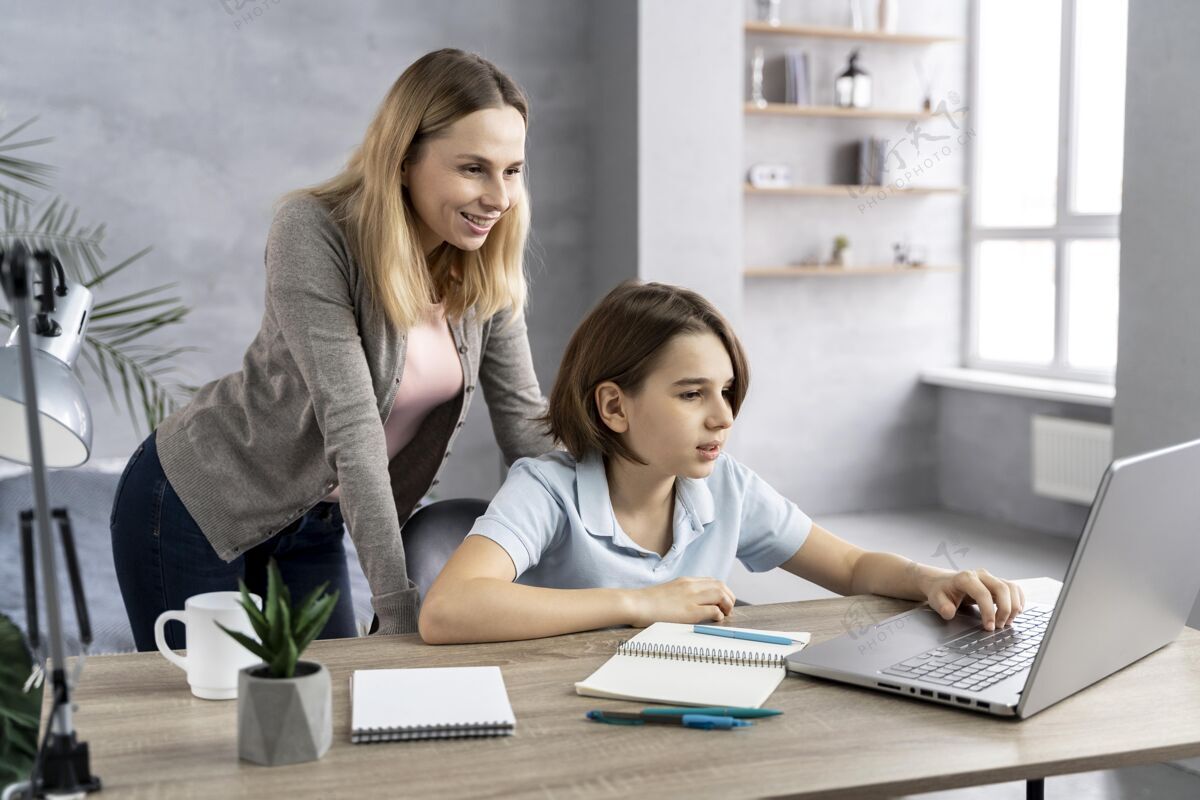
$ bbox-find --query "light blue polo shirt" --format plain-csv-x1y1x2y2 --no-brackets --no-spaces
466,450,813,589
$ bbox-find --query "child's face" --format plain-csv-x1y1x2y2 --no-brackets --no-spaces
616,331,735,480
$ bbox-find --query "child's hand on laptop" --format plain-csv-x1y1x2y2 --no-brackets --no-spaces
922,569,1026,631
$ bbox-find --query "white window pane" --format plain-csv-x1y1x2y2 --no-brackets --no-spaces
976,0,1062,227
977,240,1056,365
1066,239,1120,371
1070,0,1128,214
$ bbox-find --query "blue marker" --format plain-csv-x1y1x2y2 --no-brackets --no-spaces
586,710,752,730
693,625,796,646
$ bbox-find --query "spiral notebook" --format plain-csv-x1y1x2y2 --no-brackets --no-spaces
575,622,811,708
349,666,516,743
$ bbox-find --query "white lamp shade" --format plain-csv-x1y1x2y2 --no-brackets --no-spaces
0,346,92,467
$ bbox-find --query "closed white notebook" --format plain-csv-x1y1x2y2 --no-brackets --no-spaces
349,666,516,743
575,622,811,708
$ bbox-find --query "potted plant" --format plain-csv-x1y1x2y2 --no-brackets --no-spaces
217,559,340,766
832,235,852,267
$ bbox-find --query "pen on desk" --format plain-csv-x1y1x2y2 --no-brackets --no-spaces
641,706,783,719
586,711,752,730
693,625,797,646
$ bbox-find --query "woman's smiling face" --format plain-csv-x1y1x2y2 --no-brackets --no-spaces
402,105,526,255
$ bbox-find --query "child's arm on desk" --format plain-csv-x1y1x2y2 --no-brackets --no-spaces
418,537,736,644
779,523,1027,631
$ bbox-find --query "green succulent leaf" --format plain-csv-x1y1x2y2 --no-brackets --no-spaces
294,591,340,655
216,559,338,679
237,580,271,643
214,623,272,664
293,581,332,634
265,561,281,635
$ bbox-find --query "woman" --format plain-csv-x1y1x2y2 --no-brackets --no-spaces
111,48,554,650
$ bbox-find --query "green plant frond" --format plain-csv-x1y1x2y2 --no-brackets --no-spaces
81,245,153,289
0,116,56,205
90,297,183,321
0,136,54,153
0,116,45,145
84,336,189,431
92,281,178,312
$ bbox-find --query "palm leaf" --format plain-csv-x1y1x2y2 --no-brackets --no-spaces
0,613,42,786
0,190,197,434
0,116,55,204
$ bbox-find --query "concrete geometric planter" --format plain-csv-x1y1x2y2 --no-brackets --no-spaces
237,660,332,766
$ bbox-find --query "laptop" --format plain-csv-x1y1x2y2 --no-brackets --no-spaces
786,438,1200,718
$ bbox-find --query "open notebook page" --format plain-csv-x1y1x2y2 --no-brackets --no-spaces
575,622,810,708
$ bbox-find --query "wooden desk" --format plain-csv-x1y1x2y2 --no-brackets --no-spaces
47,595,1200,799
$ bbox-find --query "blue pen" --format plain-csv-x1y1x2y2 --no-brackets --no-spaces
693,625,795,646
586,711,752,730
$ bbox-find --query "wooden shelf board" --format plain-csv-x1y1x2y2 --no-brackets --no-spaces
745,265,961,278
745,184,964,197
745,102,962,120
744,21,963,45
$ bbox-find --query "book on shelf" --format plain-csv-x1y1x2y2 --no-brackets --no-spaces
784,49,811,106
856,136,891,187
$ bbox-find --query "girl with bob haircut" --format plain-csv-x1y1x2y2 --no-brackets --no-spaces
419,281,1026,643
112,48,554,649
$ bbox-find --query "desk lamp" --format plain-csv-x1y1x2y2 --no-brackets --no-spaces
0,241,101,798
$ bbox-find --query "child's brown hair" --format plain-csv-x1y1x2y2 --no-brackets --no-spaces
545,281,750,463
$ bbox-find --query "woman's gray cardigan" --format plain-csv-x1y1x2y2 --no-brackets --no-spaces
156,194,553,634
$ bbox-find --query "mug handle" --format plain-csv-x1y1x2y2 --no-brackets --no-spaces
154,610,188,672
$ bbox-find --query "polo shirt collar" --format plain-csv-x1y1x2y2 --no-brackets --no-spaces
577,451,617,538
576,452,716,541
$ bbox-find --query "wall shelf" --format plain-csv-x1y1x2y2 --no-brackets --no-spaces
745,184,964,197
744,21,963,45
745,265,960,278
745,102,958,120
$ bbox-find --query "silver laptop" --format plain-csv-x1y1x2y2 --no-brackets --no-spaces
786,438,1200,718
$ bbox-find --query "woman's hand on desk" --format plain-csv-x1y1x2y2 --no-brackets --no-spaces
921,568,1026,631
625,577,736,628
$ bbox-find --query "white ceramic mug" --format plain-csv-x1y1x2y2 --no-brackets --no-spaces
154,591,263,700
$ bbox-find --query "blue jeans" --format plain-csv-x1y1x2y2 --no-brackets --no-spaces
110,431,358,652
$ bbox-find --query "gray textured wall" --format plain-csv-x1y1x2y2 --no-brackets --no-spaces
3,0,601,502
1113,0,1200,627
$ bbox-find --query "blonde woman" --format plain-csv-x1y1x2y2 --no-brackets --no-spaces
111,49,553,649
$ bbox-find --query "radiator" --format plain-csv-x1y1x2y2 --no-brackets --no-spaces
1031,416,1113,505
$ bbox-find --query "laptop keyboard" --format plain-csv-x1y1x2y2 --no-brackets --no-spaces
881,606,1051,693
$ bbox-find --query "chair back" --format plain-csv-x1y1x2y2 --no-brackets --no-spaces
402,498,490,601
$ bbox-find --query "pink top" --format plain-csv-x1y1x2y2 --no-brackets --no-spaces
325,305,463,502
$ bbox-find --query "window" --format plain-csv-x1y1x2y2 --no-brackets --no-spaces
968,0,1127,382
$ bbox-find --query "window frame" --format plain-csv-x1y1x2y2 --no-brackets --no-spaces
964,0,1123,384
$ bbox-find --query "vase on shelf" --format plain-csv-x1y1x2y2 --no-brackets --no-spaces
832,236,852,268
878,0,898,33
750,47,767,108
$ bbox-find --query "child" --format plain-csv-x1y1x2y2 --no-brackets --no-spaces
418,281,1025,643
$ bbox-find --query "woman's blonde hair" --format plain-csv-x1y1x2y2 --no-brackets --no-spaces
285,48,531,329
